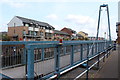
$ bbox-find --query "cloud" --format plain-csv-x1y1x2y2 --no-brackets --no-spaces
64,14,97,36
64,14,111,37
0,23,8,32
1,0,118,2
46,14,58,20
9,2,25,8
0,20,9,32
65,14,95,25
1,0,26,8
52,24,62,30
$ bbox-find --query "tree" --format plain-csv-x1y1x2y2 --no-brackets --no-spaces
2,35,11,41
84,37,89,40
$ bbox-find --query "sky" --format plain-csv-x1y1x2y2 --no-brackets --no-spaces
0,0,119,40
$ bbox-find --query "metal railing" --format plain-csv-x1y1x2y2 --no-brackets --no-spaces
0,40,114,79
1,41,59,69
74,45,114,80
26,40,113,79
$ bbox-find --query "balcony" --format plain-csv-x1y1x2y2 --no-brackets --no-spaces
45,30,53,33
23,34,41,38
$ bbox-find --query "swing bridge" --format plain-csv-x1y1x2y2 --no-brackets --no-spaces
0,4,117,80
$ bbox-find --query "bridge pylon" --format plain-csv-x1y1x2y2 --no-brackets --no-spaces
96,4,111,43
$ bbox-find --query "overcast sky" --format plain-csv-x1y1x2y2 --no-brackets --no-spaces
0,0,119,40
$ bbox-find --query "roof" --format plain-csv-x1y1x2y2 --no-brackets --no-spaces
0,32,7,34
88,36,96,38
116,22,120,26
79,31,88,35
54,30,70,35
16,16,55,29
76,34,83,37
62,27,76,33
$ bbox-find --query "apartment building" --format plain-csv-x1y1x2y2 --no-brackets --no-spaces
61,27,77,40
116,22,120,44
116,2,120,44
88,36,105,40
53,30,70,40
7,16,55,41
76,34,84,40
78,31,88,39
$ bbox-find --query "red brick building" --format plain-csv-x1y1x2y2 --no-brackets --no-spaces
61,27,76,36
53,30,70,40
116,22,120,44
61,27,77,40
8,26,28,41
7,16,55,41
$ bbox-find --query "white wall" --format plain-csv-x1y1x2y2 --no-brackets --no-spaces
118,1,120,22
8,16,23,27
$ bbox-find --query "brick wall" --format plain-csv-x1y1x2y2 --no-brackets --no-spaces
118,25,120,44
8,26,28,40
61,28,72,35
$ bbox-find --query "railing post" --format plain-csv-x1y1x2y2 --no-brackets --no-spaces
70,45,74,66
97,43,100,69
99,43,101,52
113,42,116,50
101,42,103,52
41,48,44,61
95,43,97,54
27,47,34,80
24,47,27,78
80,44,83,61
22,47,26,65
86,44,89,80
104,41,106,50
24,43,28,78
106,50,109,58
92,44,94,56
102,42,104,51
97,43,99,53
64,47,66,55
103,49,106,62
55,45,60,79
103,42,106,62
102,42,103,51
106,42,108,48
106,41,109,58
107,42,109,48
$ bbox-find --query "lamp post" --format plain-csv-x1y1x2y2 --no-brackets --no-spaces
104,32,106,40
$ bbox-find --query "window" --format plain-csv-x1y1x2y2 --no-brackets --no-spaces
28,31,31,35
43,27,45,29
23,30,26,35
34,31,37,36
25,23,29,27
40,32,44,36
31,31,34,35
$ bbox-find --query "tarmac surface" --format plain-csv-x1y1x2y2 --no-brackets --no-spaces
94,47,119,79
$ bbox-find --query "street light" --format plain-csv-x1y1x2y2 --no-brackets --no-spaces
104,32,106,40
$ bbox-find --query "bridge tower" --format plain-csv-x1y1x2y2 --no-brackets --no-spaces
96,4,111,42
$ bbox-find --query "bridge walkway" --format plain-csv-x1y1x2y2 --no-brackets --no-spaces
59,46,119,79
94,46,119,79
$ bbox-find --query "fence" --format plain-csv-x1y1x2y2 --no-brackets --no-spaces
26,40,113,79
0,40,114,79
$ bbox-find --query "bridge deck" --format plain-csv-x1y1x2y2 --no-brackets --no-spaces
94,46,118,78
60,46,119,79
1,50,89,78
